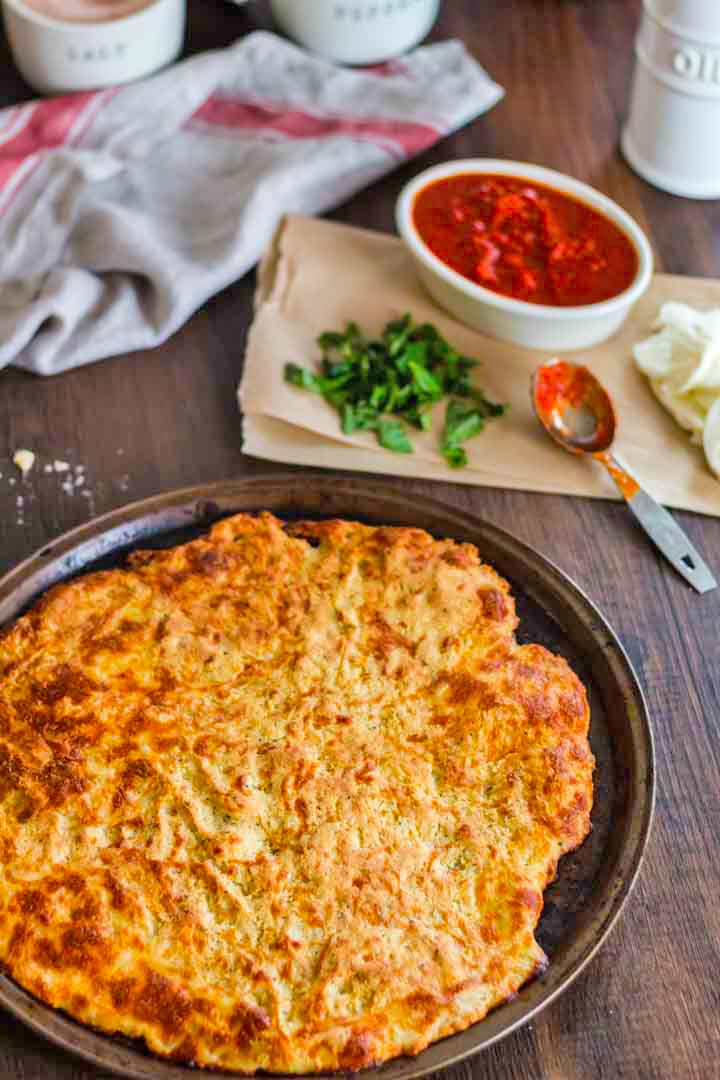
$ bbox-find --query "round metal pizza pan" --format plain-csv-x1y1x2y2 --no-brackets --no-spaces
0,474,655,1080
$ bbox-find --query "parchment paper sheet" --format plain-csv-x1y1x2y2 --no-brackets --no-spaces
240,216,720,517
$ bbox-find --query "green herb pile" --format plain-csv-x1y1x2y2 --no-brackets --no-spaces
284,315,507,468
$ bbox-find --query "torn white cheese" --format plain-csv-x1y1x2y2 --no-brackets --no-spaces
634,302,720,478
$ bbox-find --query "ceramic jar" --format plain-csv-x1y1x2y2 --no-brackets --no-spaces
622,0,720,198
268,0,441,65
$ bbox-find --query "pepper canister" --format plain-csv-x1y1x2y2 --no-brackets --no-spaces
622,0,720,198
269,0,441,65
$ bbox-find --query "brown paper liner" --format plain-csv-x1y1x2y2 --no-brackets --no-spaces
240,216,720,516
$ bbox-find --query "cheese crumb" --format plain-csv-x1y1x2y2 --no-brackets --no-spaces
53,460,70,473
13,449,35,477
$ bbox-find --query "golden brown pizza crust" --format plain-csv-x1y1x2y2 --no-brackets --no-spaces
0,514,593,1072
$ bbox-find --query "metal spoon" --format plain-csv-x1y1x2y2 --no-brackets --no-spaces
531,358,717,594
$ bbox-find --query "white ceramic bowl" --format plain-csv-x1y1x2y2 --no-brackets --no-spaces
1,0,186,95
269,0,440,65
396,159,654,352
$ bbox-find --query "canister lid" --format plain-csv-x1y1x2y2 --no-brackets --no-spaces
645,0,720,42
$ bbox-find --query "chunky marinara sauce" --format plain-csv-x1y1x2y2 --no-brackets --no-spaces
412,174,639,307
534,361,615,446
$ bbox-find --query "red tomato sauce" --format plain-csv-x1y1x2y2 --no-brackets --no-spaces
412,173,639,307
534,361,615,448
534,361,604,420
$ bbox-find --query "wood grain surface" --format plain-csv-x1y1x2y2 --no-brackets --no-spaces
1,1,719,1078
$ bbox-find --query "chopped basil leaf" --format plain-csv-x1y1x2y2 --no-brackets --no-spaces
378,420,413,454
443,446,468,469
442,399,486,450
284,363,323,393
283,315,506,466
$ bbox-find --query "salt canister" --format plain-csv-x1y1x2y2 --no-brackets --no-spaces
622,0,720,198
1,0,186,94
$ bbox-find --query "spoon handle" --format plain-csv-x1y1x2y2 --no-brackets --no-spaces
604,454,717,594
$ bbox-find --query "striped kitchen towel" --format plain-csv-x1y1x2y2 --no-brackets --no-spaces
0,31,501,375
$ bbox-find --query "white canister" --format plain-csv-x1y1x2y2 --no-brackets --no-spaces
269,0,441,65
1,0,186,95
622,0,720,198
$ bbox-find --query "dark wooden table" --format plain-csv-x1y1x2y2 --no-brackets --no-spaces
1,1,719,1077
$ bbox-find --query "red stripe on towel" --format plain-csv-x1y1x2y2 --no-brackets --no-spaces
190,95,442,158
0,90,113,210
361,60,410,77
